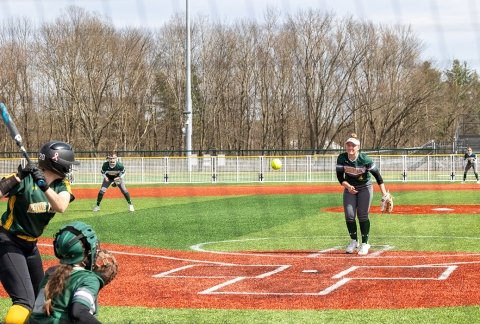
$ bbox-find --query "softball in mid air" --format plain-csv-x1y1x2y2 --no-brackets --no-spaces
271,158,282,170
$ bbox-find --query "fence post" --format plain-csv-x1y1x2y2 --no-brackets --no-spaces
258,156,264,181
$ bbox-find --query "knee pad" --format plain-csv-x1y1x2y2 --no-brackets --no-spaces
100,187,108,193
4,304,31,324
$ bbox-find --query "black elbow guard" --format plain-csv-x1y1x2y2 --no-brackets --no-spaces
0,174,20,196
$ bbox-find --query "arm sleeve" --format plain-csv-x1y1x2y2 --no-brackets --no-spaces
119,164,126,178
369,167,384,185
71,302,102,324
336,170,345,184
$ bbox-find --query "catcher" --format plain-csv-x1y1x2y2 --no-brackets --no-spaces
462,147,479,184
336,133,392,256
93,152,134,212
28,221,118,323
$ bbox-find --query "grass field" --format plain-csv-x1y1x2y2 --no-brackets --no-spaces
1,185,479,323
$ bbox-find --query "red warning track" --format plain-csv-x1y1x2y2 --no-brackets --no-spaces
1,183,479,310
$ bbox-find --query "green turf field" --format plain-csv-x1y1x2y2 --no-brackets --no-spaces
1,187,479,323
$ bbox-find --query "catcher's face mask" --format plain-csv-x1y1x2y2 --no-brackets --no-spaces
107,154,117,168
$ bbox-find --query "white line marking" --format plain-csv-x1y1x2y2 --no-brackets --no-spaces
319,278,351,295
332,266,359,279
367,245,395,257
308,247,340,257
153,264,196,278
256,265,290,278
198,277,245,294
438,265,458,280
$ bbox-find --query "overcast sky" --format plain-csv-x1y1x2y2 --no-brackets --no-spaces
2,0,480,71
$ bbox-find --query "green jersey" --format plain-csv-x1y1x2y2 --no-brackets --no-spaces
29,266,102,323
101,161,126,180
1,176,74,240
336,152,382,186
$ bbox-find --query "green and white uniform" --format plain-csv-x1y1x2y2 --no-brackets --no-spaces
0,176,74,310
336,152,384,244
463,152,479,181
95,160,132,207
29,266,102,323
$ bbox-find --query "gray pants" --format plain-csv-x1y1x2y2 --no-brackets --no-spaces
343,182,373,222
463,163,479,180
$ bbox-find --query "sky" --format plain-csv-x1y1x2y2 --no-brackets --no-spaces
1,0,480,71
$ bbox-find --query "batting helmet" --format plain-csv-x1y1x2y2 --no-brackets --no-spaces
38,141,80,177
53,221,99,270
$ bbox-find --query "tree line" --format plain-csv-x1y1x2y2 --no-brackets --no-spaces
0,6,478,156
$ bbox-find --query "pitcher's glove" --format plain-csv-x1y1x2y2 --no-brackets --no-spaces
380,192,394,213
94,249,118,286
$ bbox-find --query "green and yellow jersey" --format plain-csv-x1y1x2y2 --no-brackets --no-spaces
336,152,383,186
101,161,126,180
0,176,74,240
29,266,102,323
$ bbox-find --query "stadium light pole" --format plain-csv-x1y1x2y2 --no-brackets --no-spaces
184,0,192,157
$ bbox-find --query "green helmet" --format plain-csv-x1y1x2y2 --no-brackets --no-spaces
53,221,99,270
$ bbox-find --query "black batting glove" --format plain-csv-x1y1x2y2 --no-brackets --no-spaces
30,167,49,192
17,164,33,180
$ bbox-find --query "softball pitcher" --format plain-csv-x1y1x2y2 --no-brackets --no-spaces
336,134,389,255
0,141,79,324
93,152,134,212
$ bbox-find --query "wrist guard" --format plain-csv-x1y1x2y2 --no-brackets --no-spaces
0,174,20,196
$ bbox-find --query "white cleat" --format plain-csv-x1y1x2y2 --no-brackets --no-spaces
358,243,371,255
129,204,135,212
345,240,359,254
93,206,100,212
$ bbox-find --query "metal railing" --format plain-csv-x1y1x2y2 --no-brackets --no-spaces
0,154,472,184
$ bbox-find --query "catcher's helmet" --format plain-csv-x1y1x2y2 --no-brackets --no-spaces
53,221,99,270
38,141,80,177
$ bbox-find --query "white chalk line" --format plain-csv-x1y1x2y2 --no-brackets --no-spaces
38,238,479,297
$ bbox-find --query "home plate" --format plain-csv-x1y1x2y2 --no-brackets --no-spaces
302,270,318,273
432,208,454,211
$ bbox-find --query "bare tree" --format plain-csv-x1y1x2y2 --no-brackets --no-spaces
351,24,435,148
0,18,36,152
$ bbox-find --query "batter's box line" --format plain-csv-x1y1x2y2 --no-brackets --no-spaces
199,264,458,297
153,264,291,279
333,264,458,280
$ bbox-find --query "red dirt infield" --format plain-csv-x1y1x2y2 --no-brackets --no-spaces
1,183,479,310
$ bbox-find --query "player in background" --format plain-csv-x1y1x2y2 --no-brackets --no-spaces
93,152,134,212
0,141,79,324
28,221,103,323
336,134,390,255
462,147,479,184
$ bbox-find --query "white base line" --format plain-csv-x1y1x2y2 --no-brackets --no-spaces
199,277,246,294
319,278,351,295
308,247,341,257
153,264,196,278
333,266,358,279
438,265,457,280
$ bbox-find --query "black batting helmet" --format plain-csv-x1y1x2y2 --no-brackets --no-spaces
38,141,80,177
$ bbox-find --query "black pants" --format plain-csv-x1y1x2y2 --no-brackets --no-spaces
0,227,44,310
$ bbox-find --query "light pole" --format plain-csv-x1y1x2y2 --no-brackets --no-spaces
184,0,192,157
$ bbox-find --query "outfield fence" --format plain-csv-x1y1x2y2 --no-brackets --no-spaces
0,154,475,184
